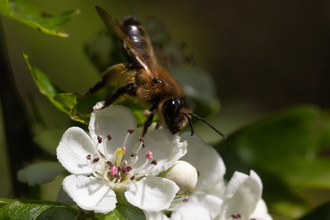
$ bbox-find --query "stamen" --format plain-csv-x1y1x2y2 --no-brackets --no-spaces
103,167,110,181
134,158,149,173
130,175,136,181
139,137,144,142
97,136,102,143
237,214,241,218
107,161,114,168
130,156,138,167
110,166,117,175
197,171,200,177
127,129,134,134
135,163,155,177
130,153,137,157
151,160,158,165
107,134,112,141
86,154,91,160
145,151,153,160
93,157,100,163
183,198,188,202
114,174,121,179
103,141,109,160
122,146,127,153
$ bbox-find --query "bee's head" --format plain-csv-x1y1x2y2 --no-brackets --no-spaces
162,98,191,134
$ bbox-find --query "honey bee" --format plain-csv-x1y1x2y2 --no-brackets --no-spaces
76,6,226,139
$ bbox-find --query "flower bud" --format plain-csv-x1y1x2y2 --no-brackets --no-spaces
162,161,198,195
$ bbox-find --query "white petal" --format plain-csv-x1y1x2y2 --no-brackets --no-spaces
57,127,95,175
171,204,211,220
17,162,65,186
144,211,170,220
125,176,179,211
250,199,273,220
89,104,137,156
219,170,263,220
63,175,117,214
135,129,187,176
180,132,226,192
187,192,223,219
249,213,273,220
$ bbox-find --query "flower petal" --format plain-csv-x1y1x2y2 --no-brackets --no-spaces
171,204,212,220
219,170,263,220
186,192,223,219
180,132,226,193
144,211,170,220
89,104,137,157
135,129,187,176
125,176,179,211
17,162,65,186
57,127,95,175
63,175,117,214
250,199,273,220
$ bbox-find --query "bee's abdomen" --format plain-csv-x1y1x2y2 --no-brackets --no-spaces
121,16,156,66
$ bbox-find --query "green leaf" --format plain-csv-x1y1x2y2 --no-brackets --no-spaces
0,0,79,37
95,204,145,220
24,54,78,115
17,162,65,186
298,201,330,220
216,104,330,217
0,198,80,220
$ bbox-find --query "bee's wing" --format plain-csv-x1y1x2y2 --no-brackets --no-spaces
95,6,157,79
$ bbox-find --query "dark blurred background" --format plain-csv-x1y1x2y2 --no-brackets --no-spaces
1,0,329,212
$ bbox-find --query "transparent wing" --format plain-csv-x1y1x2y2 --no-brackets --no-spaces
95,6,157,79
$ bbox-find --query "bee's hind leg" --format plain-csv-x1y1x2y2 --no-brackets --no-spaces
92,81,135,112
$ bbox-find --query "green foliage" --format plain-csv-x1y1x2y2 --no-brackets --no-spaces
298,201,330,220
0,0,79,37
0,198,80,220
94,204,146,220
216,105,330,218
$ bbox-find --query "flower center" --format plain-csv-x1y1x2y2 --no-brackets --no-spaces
85,129,157,188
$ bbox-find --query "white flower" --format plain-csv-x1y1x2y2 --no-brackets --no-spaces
145,133,272,220
57,104,188,214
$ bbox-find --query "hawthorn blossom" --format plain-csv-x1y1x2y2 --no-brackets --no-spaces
57,104,187,214
144,133,272,220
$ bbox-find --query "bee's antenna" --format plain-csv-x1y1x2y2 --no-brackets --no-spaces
189,113,227,139
183,113,194,136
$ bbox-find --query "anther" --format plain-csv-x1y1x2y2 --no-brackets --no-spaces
197,171,200,177
93,157,100,163
107,161,114,168
122,146,126,153
110,166,117,175
107,134,112,141
237,214,241,218
145,151,153,160
139,137,144,142
183,198,189,202
123,164,132,172
86,154,91,160
130,153,137,157
231,214,238,219
151,160,158,165
128,129,134,134
130,175,136,181
114,174,121,179
97,136,102,144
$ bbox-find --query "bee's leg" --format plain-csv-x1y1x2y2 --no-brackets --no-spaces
141,105,157,137
74,80,106,97
93,82,135,112
74,63,131,97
